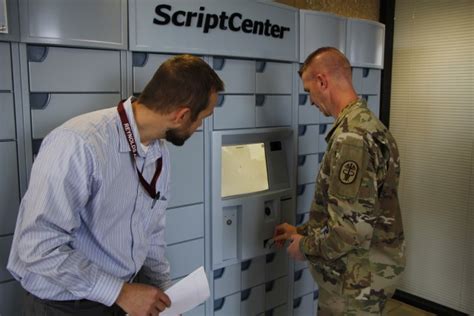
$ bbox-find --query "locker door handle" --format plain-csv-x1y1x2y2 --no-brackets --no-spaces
255,94,265,106
213,57,225,70
27,45,49,63
30,93,50,110
298,94,308,105
132,52,148,67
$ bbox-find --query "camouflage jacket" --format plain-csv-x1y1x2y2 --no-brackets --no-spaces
297,99,405,299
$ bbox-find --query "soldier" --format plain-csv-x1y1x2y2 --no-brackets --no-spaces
274,47,405,315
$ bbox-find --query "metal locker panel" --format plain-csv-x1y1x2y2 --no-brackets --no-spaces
298,125,319,155
264,276,288,310
352,68,381,95
319,113,334,124
0,142,20,235
271,304,288,316
213,58,255,94
184,304,205,316
214,292,240,316
0,235,13,282
213,95,255,130
19,0,127,49
241,256,265,290
28,46,121,92
0,42,12,91
293,293,314,316
299,10,347,62
296,183,315,215
352,68,364,94
298,79,306,94
293,268,315,298
166,204,204,245
0,280,24,316
318,124,330,153
213,263,241,300
265,250,288,282
256,61,292,94
167,238,204,280
132,53,175,93
294,259,308,271
256,95,292,128
296,213,310,226
167,131,204,208
297,154,319,185
298,94,319,125
240,284,265,316
366,94,380,118
30,93,120,139
313,290,320,316
362,69,381,95
346,19,385,69
0,93,15,140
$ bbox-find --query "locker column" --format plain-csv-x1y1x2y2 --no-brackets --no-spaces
346,18,385,118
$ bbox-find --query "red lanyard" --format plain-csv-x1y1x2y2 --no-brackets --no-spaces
117,100,162,200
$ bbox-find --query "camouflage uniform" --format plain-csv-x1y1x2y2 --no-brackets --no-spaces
297,99,405,315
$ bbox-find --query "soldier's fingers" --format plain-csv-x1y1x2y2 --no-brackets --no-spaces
157,292,171,307
154,300,167,312
272,234,288,242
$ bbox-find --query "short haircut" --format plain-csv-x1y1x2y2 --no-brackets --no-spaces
138,54,224,121
298,47,352,78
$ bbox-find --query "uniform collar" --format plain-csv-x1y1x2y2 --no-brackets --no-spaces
325,98,367,142
117,96,162,161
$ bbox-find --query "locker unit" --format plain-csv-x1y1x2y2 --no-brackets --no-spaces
0,235,13,282
0,39,23,316
0,1,385,315
212,253,289,316
293,291,319,316
26,44,123,156
213,57,293,131
167,238,205,280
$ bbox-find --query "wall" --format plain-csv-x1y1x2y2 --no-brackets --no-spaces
389,0,473,314
276,0,379,21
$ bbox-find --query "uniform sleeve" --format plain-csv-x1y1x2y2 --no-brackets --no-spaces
299,132,379,261
12,129,123,306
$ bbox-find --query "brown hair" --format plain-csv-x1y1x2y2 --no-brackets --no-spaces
298,47,351,78
138,54,224,121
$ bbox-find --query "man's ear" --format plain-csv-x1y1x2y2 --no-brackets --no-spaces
170,107,191,127
317,73,328,90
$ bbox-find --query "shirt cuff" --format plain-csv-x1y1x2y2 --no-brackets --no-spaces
86,271,124,306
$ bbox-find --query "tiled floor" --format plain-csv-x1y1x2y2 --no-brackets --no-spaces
386,299,437,316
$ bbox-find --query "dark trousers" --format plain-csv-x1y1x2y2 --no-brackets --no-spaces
23,292,126,316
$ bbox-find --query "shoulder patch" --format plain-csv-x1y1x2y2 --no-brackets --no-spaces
328,138,368,200
339,160,359,184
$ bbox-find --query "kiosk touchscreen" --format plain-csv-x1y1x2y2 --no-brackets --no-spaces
221,143,269,198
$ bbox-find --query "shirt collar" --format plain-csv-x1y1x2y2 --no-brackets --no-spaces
117,96,162,160
325,98,367,142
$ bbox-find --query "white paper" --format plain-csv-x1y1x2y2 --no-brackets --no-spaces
160,266,210,316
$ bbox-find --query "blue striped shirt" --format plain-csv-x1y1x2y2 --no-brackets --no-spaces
8,97,171,306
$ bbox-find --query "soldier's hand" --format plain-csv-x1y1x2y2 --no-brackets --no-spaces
287,233,305,261
115,283,171,316
273,223,297,248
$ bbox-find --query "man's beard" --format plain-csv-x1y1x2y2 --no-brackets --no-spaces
165,128,191,146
